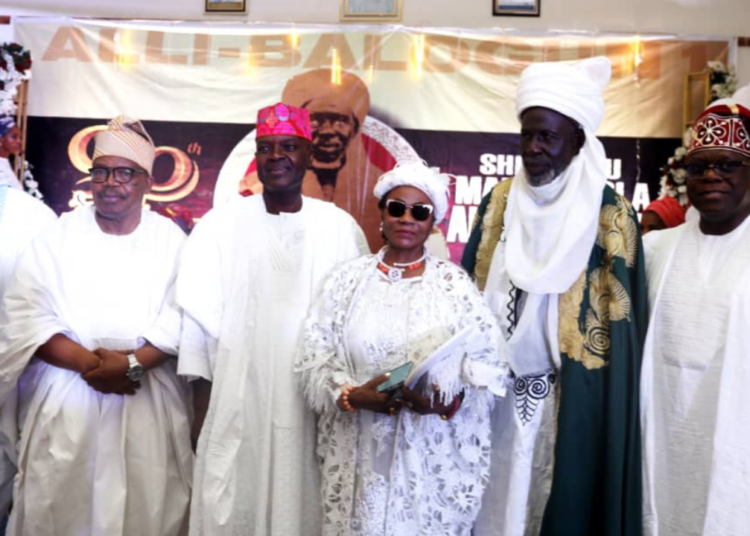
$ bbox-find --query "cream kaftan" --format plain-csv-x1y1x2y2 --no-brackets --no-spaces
0,206,192,536
296,255,508,536
177,195,367,536
642,218,750,536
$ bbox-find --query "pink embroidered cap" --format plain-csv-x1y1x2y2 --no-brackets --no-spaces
688,103,750,158
256,102,312,141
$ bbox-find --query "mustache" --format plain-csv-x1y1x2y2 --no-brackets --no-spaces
95,188,126,198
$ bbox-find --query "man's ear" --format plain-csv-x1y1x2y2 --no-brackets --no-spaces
573,127,586,156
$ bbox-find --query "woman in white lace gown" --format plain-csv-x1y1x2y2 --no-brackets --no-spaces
296,162,508,536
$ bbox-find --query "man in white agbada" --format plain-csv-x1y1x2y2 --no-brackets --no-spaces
641,102,750,535
178,102,368,536
466,57,646,536
0,184,56,532
0,116,192,536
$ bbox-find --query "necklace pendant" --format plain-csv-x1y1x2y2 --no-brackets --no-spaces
388,267,403,282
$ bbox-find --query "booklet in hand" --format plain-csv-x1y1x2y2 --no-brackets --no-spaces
406,325,473,389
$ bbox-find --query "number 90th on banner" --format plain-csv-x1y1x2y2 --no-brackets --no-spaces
66,125,200,209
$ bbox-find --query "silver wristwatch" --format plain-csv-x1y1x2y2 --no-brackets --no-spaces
125,353,145,382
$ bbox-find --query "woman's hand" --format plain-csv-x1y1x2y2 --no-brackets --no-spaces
400,385,454,416
345,375,402,415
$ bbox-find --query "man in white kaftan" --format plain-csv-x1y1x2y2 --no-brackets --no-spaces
0,117,192,536
0,186,56,530
178,102,368,536
467,57,645,536
641,102,750,536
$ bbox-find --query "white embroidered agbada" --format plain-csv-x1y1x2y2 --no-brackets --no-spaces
295,255,508,536
0,206,192,536
0,186,56,524
641,216,750,536
177,195,367,536
476,57,613,536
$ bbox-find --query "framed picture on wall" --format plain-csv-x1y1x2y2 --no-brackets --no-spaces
205,0,247,13
493,0,540,17
340,0,403,22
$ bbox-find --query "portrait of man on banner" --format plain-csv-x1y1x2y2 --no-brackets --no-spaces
218,68,422,252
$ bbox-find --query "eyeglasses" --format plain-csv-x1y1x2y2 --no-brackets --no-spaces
685,160,750,178
385,199,434,222
89,166,147,184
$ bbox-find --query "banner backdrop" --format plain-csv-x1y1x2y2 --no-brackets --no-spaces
16,20,731,260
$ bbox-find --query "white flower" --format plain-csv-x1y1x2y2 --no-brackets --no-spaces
675,147,687,158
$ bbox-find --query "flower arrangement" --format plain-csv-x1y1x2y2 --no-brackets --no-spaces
0,42,41,198
707,61,737,102
658,131,690,207
0,42,32,116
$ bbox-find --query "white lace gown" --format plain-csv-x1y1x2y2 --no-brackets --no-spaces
296,255,509,536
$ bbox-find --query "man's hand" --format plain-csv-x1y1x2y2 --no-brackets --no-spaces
346,375,402,415
82,348,140,395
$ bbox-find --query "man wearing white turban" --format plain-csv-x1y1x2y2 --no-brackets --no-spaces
465,57,647,536
0,116,192,536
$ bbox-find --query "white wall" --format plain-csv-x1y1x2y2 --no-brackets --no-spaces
2,0,749,83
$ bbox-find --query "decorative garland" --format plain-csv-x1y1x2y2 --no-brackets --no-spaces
707,61,738,102
658,61,737,207
0,42,32,116
0,42,41,198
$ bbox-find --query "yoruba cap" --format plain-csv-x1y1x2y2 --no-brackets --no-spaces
644,196,686,228
93,116,156,175
688,103,750,159
282,69,369,130
256,102,312,141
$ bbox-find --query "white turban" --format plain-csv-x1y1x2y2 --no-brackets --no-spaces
516,56,612,133
503,56,612,296
373,160,451,224
93,116,156,175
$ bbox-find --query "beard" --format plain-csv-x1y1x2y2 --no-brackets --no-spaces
525,168,557,187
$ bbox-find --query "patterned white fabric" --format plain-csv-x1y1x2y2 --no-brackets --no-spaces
475,236,560,536
642,217,750,536
177,195,368,536
0,206,191,536
295,255,508,536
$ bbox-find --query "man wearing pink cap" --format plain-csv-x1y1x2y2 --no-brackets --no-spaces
177,103,368,536
641,103,750,535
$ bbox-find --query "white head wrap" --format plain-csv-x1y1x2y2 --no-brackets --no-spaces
373,160,451,224
503,56,612,295
93,116,156,175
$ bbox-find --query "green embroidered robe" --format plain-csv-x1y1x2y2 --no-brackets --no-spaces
463,180,646,536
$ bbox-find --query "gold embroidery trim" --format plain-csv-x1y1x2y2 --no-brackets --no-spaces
558,194,635,370
473,179,513,292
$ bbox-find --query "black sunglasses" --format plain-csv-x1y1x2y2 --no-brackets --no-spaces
685,160,750,178
89,166,147,184
385,199,434,222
